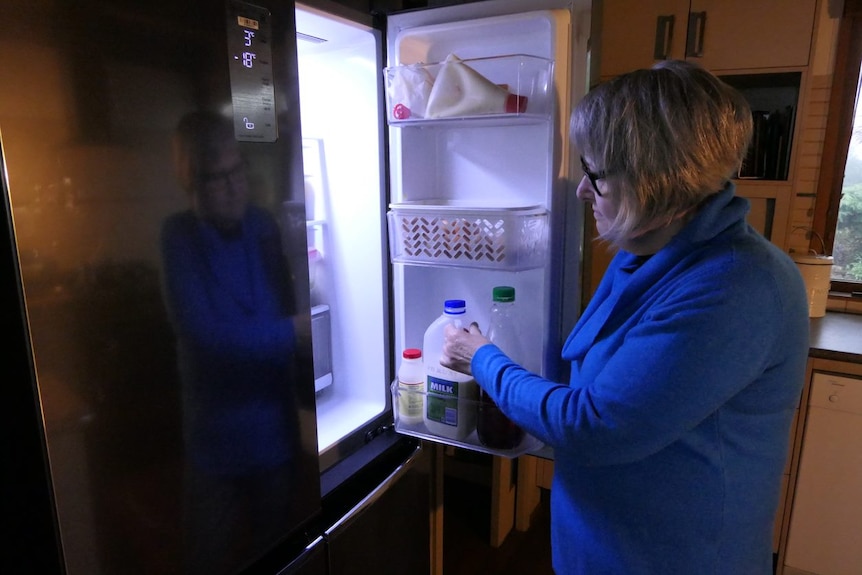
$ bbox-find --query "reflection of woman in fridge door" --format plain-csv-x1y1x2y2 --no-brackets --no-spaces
442,60,809,575
161,111,302,574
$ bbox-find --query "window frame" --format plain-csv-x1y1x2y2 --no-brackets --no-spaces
812,0,862,295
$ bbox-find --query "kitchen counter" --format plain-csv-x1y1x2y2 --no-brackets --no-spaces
809,311,862,364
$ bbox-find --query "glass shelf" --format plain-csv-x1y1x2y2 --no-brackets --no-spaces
391,381,543,458
385,54,553,125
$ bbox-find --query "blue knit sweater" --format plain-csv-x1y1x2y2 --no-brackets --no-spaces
161,205,299,474
472,185,809,574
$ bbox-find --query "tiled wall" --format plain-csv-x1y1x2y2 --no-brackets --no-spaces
792,75,862,315
787,74,832,257
787,4,862,315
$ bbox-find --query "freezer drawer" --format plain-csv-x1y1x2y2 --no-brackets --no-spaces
784,372,862,575
322,436,430,575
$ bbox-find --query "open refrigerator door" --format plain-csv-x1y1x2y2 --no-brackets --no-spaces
385,1,591,458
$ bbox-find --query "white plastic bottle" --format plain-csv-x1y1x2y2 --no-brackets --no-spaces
479,286,525,449
423,299,478,440
397,348,425,426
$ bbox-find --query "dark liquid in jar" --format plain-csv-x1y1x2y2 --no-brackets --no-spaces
477,389,524,449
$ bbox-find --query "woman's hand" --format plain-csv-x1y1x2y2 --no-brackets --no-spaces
441,322,490,376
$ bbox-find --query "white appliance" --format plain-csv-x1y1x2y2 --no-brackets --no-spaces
294,0,590,459
784,372,862,575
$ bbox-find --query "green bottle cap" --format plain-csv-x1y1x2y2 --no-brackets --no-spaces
492,286,515,302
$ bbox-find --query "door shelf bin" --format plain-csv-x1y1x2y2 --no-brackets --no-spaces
391,382,543,458
384,54,553,125
387,201,548,270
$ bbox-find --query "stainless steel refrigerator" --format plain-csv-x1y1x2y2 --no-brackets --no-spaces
2,0,589,573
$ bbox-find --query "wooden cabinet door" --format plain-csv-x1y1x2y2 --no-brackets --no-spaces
599,0,690,78
691,0,817,71
734,181,793,248
599,0,817,78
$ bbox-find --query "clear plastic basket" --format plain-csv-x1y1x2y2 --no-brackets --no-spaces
390,381,544,458
384,54,553,125
387,200,548,270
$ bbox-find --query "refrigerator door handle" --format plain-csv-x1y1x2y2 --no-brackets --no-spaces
276,535,326,575
324,443,423,535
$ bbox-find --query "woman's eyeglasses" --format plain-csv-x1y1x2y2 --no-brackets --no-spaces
580,156,608,197
198,161,247,191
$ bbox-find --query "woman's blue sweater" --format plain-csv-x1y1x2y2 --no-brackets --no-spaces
471,185,809,574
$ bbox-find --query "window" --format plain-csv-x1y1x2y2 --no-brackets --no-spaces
813,0,862,295
833,69,862,284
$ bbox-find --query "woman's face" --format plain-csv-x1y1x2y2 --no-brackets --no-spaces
194,143,249,228
576,156,617,238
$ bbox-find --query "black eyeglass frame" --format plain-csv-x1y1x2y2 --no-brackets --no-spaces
197,160,248,189
580,155,608,197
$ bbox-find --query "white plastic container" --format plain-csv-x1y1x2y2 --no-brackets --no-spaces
423,299,478,440
387,200,548,270
397,348,425,425
792,254,833,317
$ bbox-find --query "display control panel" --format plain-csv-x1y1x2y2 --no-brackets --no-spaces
226,0,277,142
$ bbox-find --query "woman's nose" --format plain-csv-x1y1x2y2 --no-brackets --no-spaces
575,175,593,201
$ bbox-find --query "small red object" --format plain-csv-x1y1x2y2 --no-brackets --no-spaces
393,103,411,120
505,94,528,114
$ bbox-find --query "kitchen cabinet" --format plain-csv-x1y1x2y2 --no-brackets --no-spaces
584,0,820,299
783,370,862,575
776,357,862,573
598,0,817,78
774,312,862,574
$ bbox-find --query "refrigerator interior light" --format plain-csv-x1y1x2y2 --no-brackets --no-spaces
296,4,388,455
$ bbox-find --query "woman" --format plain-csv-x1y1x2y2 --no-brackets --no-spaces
442,60,809,574
162,111,302,575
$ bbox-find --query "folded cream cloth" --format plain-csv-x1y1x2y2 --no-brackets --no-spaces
425,54,526,119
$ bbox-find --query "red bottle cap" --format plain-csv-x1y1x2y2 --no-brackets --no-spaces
403,348,422,359
505,94,528,114
393,103,411,120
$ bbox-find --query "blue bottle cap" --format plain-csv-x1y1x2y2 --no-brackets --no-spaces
443,299,466,314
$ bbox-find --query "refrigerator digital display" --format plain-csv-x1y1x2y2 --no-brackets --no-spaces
226,0,277,142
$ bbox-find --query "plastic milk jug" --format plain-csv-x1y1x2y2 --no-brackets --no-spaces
423,299,478,440
397,348,425,425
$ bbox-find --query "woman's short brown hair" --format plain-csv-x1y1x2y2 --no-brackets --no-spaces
570,60,753,243
172,111,237,195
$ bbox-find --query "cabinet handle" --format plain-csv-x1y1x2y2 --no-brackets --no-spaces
653,15,675,60
686,11,707,58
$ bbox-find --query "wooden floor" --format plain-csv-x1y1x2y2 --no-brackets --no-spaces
443,476,554,575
